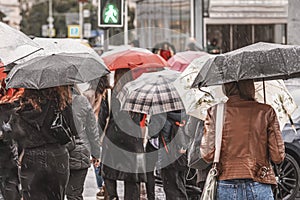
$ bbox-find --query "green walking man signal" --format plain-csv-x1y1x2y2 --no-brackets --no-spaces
98,0,123,27
104,4,118,23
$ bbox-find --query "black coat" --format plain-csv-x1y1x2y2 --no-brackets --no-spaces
101,94,146,182
11,100,77,149
0,140,18,172
158,110,190,170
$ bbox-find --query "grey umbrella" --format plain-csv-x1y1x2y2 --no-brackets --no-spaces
0,22,42,65
191,42,300,88
5,53,110,89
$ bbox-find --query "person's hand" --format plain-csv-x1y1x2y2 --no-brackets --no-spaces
92,158,101,167
212,49,220,54
178,148,187,154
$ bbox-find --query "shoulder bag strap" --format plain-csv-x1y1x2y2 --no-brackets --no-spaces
213,102,225,163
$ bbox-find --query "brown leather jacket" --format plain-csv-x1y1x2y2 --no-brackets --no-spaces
200,95,285,185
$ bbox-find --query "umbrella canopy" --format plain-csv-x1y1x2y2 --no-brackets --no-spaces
32,37,101,58
255,80,297,129
173,55,227,120
101,47,169,71
0,22,41,65
6,53,110,89
0,68,6,80
117,69,184,115
0,60,5,79
168,51,208,72
131,64,165,79
191,42,300,88
174,56,298,129
17,37,106,66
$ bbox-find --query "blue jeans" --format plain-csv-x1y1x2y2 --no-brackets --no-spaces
217,179,274,200
94,164,103,188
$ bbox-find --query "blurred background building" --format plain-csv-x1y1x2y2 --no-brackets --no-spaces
135,0,197,51
135,0,288,52
288,0,300,45
0,0,22,28
2,0,300,52
205,0,288,53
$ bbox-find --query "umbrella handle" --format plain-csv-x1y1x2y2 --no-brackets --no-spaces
198,87,215,100
161,135,169,153
263,79,266,104
288,114,297,134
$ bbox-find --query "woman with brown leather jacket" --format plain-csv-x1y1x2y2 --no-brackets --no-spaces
200,80,285,200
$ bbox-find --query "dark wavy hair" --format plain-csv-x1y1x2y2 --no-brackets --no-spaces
223,80,255,101
95,75,111,95
113,68,133,93
20,86,72,111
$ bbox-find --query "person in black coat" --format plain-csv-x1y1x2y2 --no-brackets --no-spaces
158,109,190,200
0,103,20,200
9,86,77,200
101,68,147,200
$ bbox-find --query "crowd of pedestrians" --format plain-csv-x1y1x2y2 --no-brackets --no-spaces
0,40,286,200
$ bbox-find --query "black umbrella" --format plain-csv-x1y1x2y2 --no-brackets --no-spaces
5,53,110,89
191,42,300,88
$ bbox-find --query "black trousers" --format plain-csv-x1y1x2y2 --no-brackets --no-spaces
0,166,20,200
66,168,88,200
21,145,69,200
105,178,140,200
161,167,188,200
145,141,158,200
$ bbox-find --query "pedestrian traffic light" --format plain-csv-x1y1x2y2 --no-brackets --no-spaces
98,0,123,27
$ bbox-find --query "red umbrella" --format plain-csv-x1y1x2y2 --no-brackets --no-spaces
0,68,5,79
101,47,169,71
131,64,165,79
0,60,5,79
168,51,208,72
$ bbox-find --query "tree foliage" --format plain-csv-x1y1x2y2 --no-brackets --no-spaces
19,0,136,41
20,0,80,37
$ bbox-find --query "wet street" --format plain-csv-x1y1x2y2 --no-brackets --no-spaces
82,166,300,200
82,166,166,200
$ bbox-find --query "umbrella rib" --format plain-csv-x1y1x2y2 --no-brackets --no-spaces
74,64,86,82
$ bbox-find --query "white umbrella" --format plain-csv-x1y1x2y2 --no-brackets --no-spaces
33,37,100,57
173,55,226,120
0,22,41,65
16,37,106,65
255,80,298,130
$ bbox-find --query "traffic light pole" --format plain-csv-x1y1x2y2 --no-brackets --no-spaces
79,1,83,40
103,28,110,52
48,0,53,38
98,0,124,51
124,0,128,45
